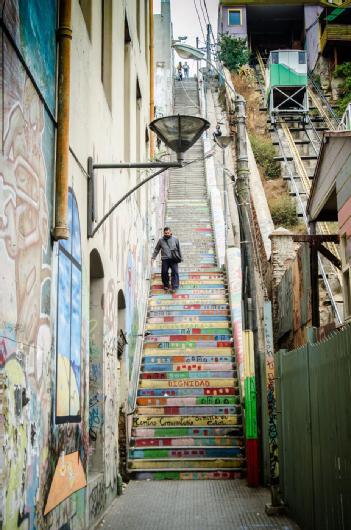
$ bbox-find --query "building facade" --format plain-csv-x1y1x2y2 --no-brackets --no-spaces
0,1,167,528
217,1,351,72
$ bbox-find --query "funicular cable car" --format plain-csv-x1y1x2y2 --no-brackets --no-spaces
266,50,309,125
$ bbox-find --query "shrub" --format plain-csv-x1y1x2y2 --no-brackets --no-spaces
334,62,351,116
249,134,281,179
217,35,251,73
269,196,298,228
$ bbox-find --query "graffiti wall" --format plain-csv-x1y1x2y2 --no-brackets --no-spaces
1,1,162,528
0,0,57,527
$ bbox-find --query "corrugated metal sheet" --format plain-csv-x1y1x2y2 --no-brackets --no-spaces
276,324,351,530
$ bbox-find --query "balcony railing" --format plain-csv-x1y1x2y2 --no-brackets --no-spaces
320,23,351,52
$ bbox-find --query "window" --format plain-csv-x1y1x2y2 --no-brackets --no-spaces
144,0,149,64
271,52,279,64
101,0,113,108
137,0,141,42
56,189,82,423
298,51,306,65
228,9,242,26
124,16,132,163
79,0,92,38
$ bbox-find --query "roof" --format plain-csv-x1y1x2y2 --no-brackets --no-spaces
219,1,342,5
308,131,351,222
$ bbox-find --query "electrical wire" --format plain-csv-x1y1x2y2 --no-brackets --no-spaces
202,0,217,45
199,0,208,35
193,0,206,42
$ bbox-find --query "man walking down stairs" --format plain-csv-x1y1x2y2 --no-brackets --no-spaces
128,78,245,479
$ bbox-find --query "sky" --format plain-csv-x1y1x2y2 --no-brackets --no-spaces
154,0,219,71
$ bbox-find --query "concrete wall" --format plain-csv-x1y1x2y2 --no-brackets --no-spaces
0,1,167,528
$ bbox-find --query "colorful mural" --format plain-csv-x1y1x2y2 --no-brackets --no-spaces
56,190,82,422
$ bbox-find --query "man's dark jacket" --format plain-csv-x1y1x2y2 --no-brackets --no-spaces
152,236,183,261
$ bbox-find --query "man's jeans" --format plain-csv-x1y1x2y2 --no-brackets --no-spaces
161,259,179,289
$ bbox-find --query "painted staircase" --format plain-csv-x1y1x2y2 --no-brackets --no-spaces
128,78,245,479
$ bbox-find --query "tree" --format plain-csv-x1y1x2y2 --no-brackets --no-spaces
217,35,251,73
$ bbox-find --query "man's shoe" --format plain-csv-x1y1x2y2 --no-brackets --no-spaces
164,287,170,292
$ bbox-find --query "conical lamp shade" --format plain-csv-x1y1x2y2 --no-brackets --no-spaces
149,115,210,154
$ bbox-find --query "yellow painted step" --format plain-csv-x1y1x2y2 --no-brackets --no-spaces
129,459,242,470
133,415,240,427
139,378,236,389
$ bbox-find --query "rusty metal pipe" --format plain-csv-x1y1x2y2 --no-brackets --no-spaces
53,0,72,241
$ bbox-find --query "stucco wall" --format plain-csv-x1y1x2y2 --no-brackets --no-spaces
218,5,248,38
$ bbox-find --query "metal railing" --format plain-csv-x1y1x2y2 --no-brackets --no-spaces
275,122,342,324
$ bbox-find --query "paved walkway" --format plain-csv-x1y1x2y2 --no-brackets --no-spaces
98,480,300,530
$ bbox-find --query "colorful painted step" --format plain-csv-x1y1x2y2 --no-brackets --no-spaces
128,77,245,480
133,436,244,447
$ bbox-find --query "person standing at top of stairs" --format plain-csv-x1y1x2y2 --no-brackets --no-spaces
151,227,183,294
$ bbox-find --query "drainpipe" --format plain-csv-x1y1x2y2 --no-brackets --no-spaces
52,0,72,241
149,0,155,159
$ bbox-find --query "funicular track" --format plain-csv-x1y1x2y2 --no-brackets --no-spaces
255,50,343,323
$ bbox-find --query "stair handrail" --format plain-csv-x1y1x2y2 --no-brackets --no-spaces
308,73,340,127
339,101,351,130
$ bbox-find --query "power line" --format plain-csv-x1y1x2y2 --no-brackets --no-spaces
199,0,208,30
202,0,216,44
193,0,206,42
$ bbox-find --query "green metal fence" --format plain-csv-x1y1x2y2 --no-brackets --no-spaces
276,324,351,530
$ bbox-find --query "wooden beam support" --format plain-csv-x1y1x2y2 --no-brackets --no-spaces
292,234,340,244
317,243,342,270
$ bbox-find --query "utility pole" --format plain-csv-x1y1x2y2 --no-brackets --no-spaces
196,36,199,79
206,24,211,74
235,95,261,487
235,95,257,332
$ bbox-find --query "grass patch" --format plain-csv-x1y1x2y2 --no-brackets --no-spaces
249,134,281,179
269,196,298,228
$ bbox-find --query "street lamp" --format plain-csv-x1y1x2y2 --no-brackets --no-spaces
87,114,210,238
214,135,232,246
149,114,210,162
